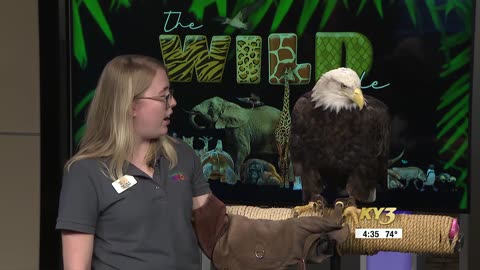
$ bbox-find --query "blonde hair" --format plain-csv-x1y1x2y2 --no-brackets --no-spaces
66,55,178,180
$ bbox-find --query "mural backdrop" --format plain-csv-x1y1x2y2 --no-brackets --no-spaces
70,0,472,211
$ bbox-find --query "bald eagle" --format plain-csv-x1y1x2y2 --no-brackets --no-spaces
289,68,390,217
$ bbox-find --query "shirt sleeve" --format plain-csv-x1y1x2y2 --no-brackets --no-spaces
190,147,211,197
56,160,99,234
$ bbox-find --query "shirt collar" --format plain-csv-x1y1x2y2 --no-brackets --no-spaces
124,151,165,178
125,163,151,179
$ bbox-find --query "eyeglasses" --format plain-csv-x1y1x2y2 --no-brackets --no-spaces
135,89,174,109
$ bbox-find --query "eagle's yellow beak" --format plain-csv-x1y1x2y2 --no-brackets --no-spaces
350,88,365,110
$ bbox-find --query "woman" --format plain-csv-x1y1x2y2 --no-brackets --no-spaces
56,55,348,270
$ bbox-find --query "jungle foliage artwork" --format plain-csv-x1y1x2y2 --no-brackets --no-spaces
70,0,472,210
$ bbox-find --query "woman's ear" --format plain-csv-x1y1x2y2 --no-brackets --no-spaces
131,103,137,117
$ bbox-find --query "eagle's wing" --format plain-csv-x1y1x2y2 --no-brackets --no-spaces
366,97,390,159
289,93,324,201
290,94,315,149
365,96,390,190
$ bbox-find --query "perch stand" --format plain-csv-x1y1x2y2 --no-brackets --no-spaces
226,205,461,269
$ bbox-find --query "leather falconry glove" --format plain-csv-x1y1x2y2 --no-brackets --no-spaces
192,194,349,270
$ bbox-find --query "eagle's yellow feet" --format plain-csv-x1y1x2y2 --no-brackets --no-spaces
333,201,346,224
343,206,361,226
293,201,323,217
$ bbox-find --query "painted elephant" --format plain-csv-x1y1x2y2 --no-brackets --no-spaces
188,97,281,179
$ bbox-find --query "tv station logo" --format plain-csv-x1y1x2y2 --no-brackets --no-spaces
355,207,403,239
359,207,397,225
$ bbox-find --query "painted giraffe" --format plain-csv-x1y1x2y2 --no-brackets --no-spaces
274,68,293,185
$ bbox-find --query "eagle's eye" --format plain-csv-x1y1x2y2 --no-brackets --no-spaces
340,83,347,89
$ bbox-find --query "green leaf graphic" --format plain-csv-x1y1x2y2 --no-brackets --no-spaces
436,84,470,110
110,0,131,11
436,95,469,127
75,124,86,144
271,0,294,32
296,0,320,36
373,0,383,18
426,0,443,31
72,0,87,68
319,0,338,30
405,0,417,26
440,47,471,77
84,0,114,44
438,74,470,102
74,90,96,117
437,106,468,139
216,0,227,17
356,0,368,16
443,137,468,168
189,0,216,20
243,0,273,34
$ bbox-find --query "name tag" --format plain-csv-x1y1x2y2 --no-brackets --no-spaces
112,175,137,194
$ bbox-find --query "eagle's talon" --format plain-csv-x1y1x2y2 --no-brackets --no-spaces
333,200,347,224
293,201,324,217
312,200,324,212
343,206,361,226
335,201,345,209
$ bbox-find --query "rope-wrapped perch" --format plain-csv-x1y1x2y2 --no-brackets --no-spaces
226,205,461,256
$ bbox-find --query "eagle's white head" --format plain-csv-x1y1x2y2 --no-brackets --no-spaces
311,67,366,113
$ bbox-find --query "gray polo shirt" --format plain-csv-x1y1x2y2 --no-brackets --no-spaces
56,141,211,270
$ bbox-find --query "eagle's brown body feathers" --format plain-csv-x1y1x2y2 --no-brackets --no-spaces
289,69,390,206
